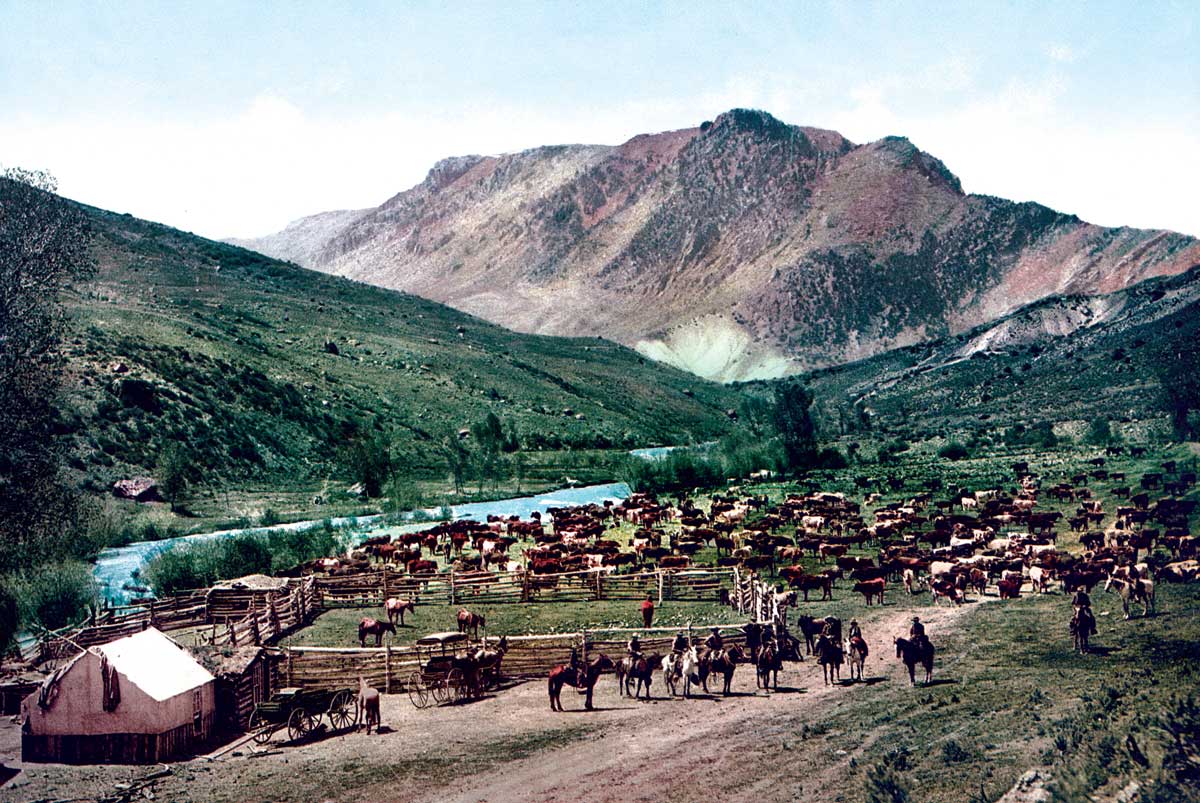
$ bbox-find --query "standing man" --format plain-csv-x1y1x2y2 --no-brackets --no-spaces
641,592,655,629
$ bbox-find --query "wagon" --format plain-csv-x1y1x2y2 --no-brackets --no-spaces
248,686,359,744
406,631,491,708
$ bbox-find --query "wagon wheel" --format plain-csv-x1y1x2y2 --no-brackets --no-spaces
327,690,357,730
446,668,466,702
407,672,431,709
430,673,452,705
249,709,274,745
287,707,314,742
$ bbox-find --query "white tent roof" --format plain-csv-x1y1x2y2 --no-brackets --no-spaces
97,628,214,702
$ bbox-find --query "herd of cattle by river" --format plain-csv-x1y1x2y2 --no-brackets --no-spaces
299,453,1200,721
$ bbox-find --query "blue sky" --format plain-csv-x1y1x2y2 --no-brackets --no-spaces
1,1,1196,238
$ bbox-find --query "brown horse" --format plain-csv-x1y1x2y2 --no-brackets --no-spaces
894,637,934,686
358,618,396,647
457,608,486,638
756,641,781,691
702,645,745,696
358,676,380,734
1070,606,1096,653
625,653,664,700
470,635,509,690
384,597,416,626
815,634,843,685
548,654,615,711
846,636,868,682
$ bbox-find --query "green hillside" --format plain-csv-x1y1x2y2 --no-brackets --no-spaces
52,198,742,520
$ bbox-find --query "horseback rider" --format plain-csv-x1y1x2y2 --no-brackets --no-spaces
910,616,928,649
703,627,724,655
847,618,862,642
568,644,582,681
1072,588,1092,612
671,630,690,655
626,633,643,666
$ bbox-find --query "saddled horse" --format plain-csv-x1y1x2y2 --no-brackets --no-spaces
358,617,396,647
625,653,664,700
815,633,843,685
664,647,703,697
384,597,416,626
756,640,781,691
456,607,486,638
702,645,745,696
845,635,869,682
1103,575,1155,619
894,636,934,686
1070,606,1096,653
548,654,614,711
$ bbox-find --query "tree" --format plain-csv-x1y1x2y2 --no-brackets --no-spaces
0,172,95,573
471,412,508,491
1085,417,1116,446
773,380,817,470
0,584,18,660
1157,332,1200,441
157,445,191,512
441,430,471,494
341,431,392,497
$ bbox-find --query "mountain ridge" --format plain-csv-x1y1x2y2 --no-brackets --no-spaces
231,109,1200,382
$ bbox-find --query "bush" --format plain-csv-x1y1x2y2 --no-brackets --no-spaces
939,442,970,461
941,739,970,763
12,561,98,630
0,584,18,656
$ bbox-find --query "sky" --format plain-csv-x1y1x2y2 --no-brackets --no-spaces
1,0,1197,239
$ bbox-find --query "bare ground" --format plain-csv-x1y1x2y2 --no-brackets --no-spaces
0,600,972,803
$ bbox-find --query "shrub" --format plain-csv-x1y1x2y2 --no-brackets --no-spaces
12,561,98,630
941,739,970,763
939,442,970,461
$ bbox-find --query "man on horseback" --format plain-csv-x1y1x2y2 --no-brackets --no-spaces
671,630,690,655
627,633,643,665
703,627,724,654
848,618,862,641
1072,588,1091,612
910,616,928,651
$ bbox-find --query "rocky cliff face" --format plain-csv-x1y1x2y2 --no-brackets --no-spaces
233,109,1200,382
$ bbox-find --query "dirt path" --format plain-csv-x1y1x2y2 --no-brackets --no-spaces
407,601,976,803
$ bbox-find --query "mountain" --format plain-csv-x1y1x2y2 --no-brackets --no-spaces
4,179,742,499
232,109,1200,383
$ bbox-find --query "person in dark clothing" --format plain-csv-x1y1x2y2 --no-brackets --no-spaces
671,631,690,654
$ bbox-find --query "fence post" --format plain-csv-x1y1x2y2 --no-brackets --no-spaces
656,570,664,604
286,650,294,686
580,629,588,668
449,570,457,605
521,572,531,603
384,645,392,694
382,569,389,604
594,570,602,601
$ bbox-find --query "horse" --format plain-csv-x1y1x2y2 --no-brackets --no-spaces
1070,606,1096,653
1103,574,1155,619
358,676,380,734
384,597,416,626
358,617,396,647
548,654,614,711
756,640,781,691
894,637,934,686
703,645,745,696
457,607,486,638
627,653,664,700
846,636,869,682
664,647,703,697
470,635,509,690
815,634,843,685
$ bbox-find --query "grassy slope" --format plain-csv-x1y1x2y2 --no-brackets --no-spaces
51,200,742,518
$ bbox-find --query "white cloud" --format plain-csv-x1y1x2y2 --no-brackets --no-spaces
1047,44,1077,63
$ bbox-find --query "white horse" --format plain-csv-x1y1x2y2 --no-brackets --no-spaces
1104,574,1155,619
664,647,703,697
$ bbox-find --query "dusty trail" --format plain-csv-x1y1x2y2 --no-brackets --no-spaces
409,601,976,803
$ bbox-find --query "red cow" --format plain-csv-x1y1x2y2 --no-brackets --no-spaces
852,578,885,605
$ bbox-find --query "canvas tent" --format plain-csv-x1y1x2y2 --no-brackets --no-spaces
22,628,216,764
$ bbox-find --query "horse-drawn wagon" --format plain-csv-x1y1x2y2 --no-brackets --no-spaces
248,686,358,743
406,631,505,708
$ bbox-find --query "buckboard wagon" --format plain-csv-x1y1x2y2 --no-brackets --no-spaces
407,631,500,708
249,686,358,743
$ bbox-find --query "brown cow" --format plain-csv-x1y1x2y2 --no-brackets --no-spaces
852,578,885,605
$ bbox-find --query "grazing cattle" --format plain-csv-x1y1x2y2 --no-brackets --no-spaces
660,555,691,569
790,573,833,602
969,567,988,596
796,615,823,655
930,579,963,606
548,655,615,711
407,558,438,575
456,608,486,638
819,543,848,562
1027,565,1051,594
997,578,1022,599
358,676,381,734
384,597,416,626
852,578,885,605
929,561,956,579
1159,560,1200,582
358,618,396,647
895,637,935,686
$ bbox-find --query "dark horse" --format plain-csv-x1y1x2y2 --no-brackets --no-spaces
358,617,396,647
703,645,745,695
756,640,781,691
894,637,934,686
1071,605,1097,653
549,654,615,711
623,653,664,700
815,634,843,685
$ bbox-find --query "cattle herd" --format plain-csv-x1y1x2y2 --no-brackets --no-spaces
299,453,1197,709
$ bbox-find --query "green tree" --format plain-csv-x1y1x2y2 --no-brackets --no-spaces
1085,417,1116,446
441,430,471,494
0,584,18,659
773,380,817,470
0,173,96,573
157,445,192,512
341,431,392,497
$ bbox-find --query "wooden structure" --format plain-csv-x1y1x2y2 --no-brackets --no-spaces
192,646,281,733
21,628,217,764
